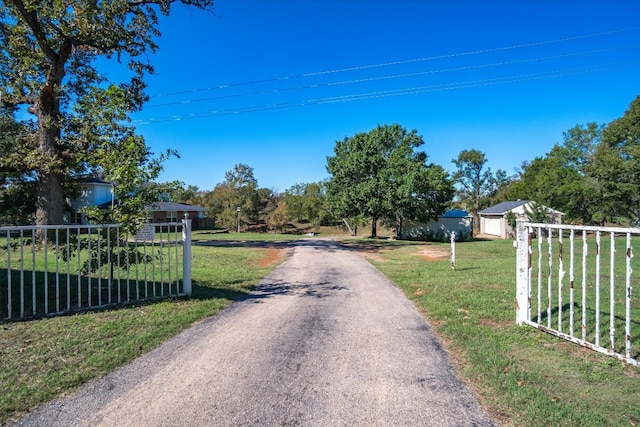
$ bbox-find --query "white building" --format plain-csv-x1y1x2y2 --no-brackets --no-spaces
478,200,563,238
400,209,473,241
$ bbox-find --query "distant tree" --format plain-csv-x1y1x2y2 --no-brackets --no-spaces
206,163,260,230
284,181,328,226
284,183,306,222
524,202,554,224
0,0,214,229
451,149,506,224
265,200,290,233
326,124,453,238
169,184,201,204
302,182,329,227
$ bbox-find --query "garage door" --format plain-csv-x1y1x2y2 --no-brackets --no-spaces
483,217,502,236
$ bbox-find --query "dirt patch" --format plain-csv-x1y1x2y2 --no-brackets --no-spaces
256,248,288,268
416,245,451,261
357,251,387,262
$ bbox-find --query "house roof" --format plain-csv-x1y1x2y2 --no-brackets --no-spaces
478,200,531,215
94,200,208,212
83,177,112,185
150,202,208,212
441,209,471,218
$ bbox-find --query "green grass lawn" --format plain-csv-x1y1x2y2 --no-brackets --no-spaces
1,234,639,426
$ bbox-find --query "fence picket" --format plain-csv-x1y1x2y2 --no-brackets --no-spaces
516,222,639,367
1,222,191,320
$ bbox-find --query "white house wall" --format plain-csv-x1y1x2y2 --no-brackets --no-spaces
69,183,113,211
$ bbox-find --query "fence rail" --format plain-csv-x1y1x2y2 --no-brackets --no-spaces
1,219,192,321
516,221,639,366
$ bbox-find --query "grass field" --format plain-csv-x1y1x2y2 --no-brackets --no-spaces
1,233,639,426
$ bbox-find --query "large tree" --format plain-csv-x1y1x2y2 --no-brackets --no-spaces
0,0,214,227
326,124,453,238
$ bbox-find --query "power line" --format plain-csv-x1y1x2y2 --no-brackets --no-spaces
133,62,632,124
148,26,640,99
143,45,637,109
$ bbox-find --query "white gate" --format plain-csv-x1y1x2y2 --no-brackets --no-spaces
1,218,192,321
516,220,639,366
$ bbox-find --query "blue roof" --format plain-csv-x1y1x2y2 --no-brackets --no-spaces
441,209,471,218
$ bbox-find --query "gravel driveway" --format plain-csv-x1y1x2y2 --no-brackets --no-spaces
14,238,495,426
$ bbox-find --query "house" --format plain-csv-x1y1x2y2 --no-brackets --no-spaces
65,178,115,224
478,200,563,238
66,178,209,228
148,201,209,228
400,209,473,241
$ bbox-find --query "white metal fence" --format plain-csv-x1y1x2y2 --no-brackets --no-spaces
516,220,639,366
1,218,192,321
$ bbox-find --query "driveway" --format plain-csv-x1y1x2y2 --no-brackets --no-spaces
14,239,495,426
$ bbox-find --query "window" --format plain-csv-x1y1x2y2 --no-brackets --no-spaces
70,211,83,225
167,211,178,222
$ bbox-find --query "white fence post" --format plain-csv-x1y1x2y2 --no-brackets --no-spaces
516,219,530,325
182,213,192,296
450,231,456,270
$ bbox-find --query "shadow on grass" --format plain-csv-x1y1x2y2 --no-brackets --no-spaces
190,280,251,302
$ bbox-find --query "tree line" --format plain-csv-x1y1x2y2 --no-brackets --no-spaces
174,93,640,236
455,94,640,227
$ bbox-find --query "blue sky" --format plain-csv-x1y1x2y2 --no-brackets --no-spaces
124,0,640,193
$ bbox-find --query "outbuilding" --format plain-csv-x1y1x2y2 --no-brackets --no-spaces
478,200,563,238
400,209,473,241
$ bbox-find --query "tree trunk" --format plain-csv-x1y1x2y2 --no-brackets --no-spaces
371,217,377,238
36,171,65,225
32,47,70,227
342,218,356,236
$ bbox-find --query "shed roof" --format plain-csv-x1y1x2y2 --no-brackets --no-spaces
441,209,471,218
478,201,531,215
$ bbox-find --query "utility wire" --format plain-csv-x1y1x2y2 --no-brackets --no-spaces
143,45,637,109
148,26,640,99
133,62,631,124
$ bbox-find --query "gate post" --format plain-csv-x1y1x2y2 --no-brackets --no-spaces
516,219,530,325
182,213,192,296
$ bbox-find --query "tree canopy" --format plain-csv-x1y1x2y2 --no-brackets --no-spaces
0,0,214,229
326,123,454,238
